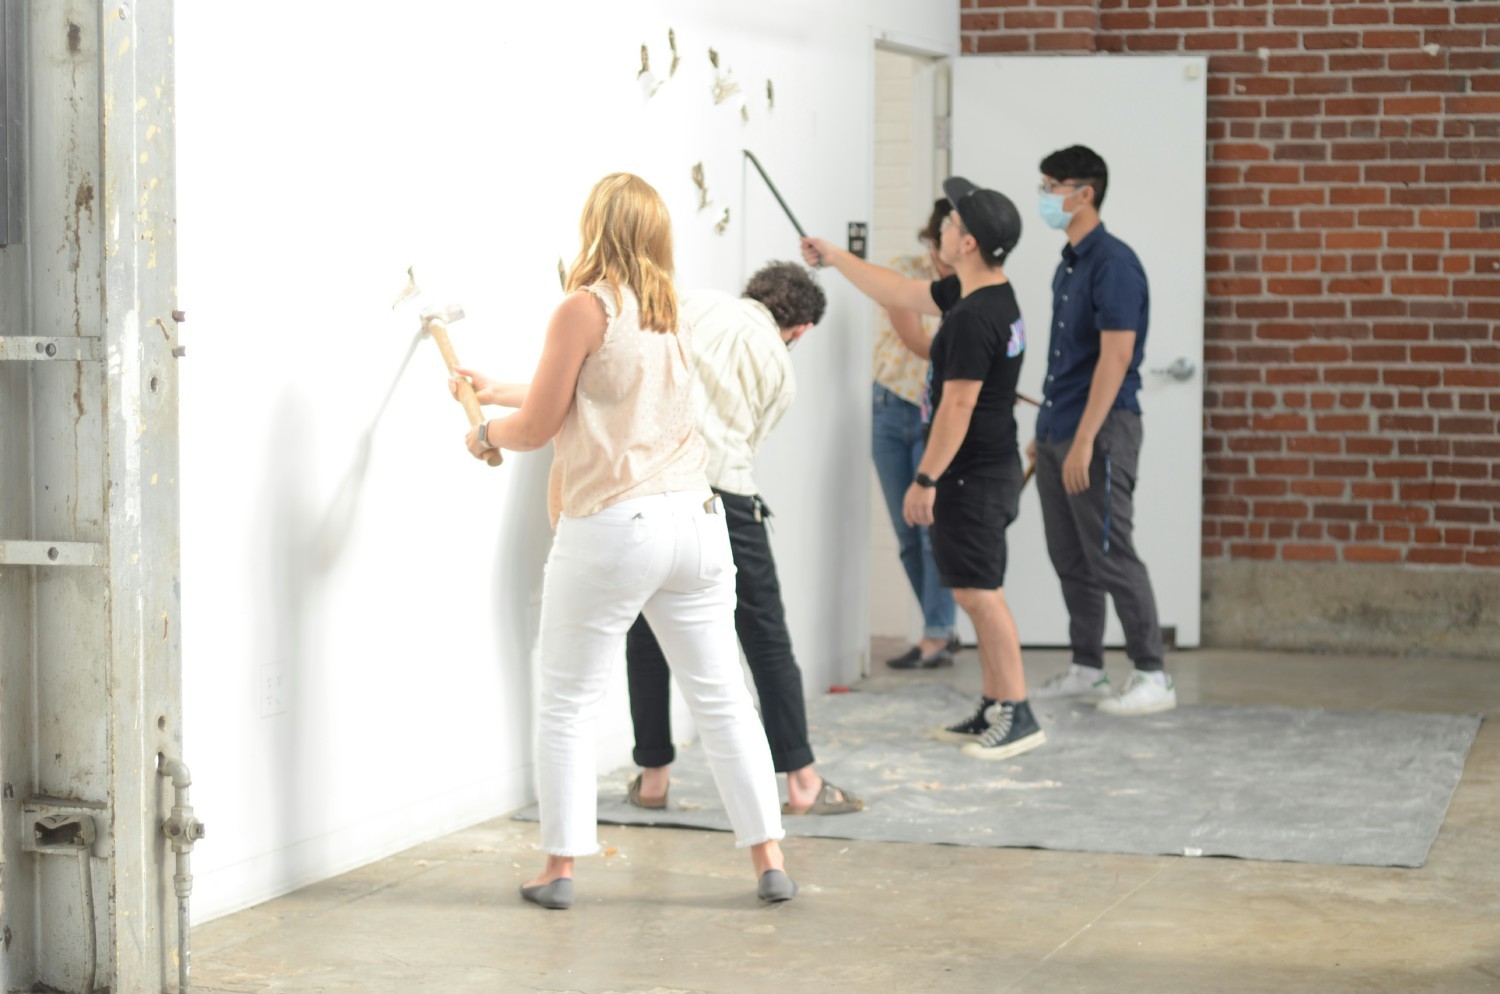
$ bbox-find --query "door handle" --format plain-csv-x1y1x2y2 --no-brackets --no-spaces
1149,357,1196,382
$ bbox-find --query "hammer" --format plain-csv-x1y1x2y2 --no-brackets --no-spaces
1016,392,1042,489
422,303,502,467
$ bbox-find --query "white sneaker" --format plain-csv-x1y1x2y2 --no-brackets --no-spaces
1097,670,1177,715
1031,664,1112,700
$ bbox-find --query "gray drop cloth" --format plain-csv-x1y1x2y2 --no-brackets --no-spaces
514,683,1481,868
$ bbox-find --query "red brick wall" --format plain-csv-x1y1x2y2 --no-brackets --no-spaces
961,0,1500,570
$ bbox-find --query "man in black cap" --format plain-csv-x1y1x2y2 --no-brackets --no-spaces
801,177,1044,761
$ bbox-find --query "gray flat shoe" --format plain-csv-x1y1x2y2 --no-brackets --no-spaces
520,878,574,910
757,869,798,903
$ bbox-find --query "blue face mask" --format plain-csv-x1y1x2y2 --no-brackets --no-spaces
1039,192,1073,231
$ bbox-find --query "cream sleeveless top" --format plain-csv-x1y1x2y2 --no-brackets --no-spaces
547,283,709,527
872,252,937,405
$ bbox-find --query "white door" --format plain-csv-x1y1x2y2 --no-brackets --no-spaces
951,56,1206,649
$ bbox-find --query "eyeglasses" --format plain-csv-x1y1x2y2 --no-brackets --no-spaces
940,214,970,236
1039,180,1087,195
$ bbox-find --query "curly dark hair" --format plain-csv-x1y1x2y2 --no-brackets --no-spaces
919,198,948,245
743,261,826,328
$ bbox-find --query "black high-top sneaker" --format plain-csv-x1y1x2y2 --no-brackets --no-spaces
934,696,997,743
960,699,1047,760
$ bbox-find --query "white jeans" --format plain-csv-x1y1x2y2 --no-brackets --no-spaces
536,490,785,856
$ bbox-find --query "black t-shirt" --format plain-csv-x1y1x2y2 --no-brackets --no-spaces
927,275,1026,480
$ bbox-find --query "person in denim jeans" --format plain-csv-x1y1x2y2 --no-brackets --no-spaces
873,201,960,669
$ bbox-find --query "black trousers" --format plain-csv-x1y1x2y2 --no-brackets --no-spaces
626,488,815,773
1035,410,1165,671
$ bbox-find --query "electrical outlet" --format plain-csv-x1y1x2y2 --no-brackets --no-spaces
260,660,287,717
847,222,868,259
20,797,109,858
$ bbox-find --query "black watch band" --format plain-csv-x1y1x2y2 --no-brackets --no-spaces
915,472,938,489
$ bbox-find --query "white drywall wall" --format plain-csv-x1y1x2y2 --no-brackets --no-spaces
175,0,955,921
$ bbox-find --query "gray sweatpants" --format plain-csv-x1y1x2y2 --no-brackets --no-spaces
1035,410,1165,672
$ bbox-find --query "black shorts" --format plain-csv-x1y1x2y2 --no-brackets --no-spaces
930,472,1022,590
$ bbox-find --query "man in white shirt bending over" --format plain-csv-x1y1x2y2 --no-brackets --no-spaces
625,262,863,817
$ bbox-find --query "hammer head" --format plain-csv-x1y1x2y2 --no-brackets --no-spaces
420,303,465,326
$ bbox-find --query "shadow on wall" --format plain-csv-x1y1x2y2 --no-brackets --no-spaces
257,387,331,887
490,448,556,785
248,386,554,895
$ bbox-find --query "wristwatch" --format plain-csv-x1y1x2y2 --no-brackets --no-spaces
478,421,493,449
914,472,938,489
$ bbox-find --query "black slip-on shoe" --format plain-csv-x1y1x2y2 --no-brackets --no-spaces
885,646,922,668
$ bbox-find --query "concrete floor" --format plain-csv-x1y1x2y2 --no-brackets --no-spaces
192,645,1500,994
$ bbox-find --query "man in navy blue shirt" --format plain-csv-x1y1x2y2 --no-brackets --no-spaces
1028,145,1176,715
802,177,1046,761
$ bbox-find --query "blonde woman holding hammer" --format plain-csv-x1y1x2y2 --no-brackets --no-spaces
451,173,794,909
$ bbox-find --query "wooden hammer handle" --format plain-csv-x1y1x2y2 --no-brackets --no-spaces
427,319,502,467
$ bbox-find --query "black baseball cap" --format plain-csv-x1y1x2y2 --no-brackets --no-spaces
942,176,1022,263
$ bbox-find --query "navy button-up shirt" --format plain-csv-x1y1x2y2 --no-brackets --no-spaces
1035,224,1150,443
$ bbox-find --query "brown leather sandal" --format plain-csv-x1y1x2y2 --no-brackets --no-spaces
626,772,668,810
781,779,864,816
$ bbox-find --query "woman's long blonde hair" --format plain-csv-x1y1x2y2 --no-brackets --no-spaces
564,173,678,334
